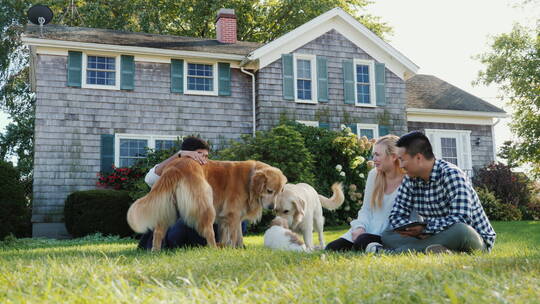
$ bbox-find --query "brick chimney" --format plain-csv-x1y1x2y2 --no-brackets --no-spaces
216,8,237,44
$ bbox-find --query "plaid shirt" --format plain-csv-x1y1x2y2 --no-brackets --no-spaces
389,159,496,251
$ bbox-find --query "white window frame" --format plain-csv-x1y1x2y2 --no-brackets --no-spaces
296,120,319,127
293,54,317,104
81,52,121,90
424,129,473,172
353,59,376,108
357,123,379,139
114,133,180,167
184,60,218,96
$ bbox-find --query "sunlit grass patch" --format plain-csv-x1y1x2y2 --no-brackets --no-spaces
0,222,538,303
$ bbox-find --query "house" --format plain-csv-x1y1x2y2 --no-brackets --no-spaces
22,8,505,238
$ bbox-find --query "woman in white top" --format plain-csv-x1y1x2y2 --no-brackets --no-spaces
326,135,404,252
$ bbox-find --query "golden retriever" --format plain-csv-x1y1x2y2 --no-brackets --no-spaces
127,158,287,250
274,183,344,249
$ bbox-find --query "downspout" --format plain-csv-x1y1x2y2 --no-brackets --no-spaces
239,59,256,137
491,118,501,162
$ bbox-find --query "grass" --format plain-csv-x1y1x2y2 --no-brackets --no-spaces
0,221,539,303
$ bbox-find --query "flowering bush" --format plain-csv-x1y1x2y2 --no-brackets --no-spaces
218,121,373,229
97,166,145,190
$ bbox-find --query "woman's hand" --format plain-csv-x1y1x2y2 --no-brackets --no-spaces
351,227,366,241
180,150,208,165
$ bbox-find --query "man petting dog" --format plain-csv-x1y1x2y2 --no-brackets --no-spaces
137,137,217,250
368,131,496,254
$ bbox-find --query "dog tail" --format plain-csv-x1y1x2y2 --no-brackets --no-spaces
319,182,345,210
126,168,179,234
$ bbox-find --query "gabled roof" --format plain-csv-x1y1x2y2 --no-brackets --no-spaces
24,24,262,57
406,74,506,114
246,7,419,79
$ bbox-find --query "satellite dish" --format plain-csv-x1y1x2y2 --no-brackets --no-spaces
28,5,53,26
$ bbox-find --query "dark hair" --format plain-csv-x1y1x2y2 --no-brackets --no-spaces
181,136,210,151
396,131,435,160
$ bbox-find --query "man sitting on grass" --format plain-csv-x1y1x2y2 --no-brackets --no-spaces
367,131,496,254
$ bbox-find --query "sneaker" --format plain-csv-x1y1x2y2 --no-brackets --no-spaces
425,244,451,254
365,242,385,254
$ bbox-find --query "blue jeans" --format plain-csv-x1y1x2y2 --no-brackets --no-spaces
138,219,248,250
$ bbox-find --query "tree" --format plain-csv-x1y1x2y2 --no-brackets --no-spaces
1,0,391,191
476,23,540,177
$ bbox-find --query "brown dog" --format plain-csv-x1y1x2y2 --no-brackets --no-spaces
127,158,287,250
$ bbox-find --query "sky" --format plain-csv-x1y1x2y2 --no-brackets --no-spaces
0,0,538,161
366,0,538,161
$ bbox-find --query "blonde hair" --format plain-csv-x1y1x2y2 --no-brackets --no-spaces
371,135,402,209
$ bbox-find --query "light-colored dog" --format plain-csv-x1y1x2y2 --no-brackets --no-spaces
127,158,287,250
264,217,307,252
274,182,344,249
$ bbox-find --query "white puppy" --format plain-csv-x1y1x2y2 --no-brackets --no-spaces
264,217,307,252
274,182,344,249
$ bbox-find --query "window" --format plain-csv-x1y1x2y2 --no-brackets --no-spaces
441,137,458,166
115,134,180,167
353,59,376,107
293,54,317,103
185,61,218,95
357,123,378,139
119,138,147,168
82,53,120,89
425,129,472,173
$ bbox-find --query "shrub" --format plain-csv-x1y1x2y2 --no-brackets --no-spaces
0,161,31,239
218,122,372,229
64,190,134,237
476,187,522,221
473,162,532,208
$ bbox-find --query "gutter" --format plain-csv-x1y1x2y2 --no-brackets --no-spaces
491,118,502,162
239,61,257,137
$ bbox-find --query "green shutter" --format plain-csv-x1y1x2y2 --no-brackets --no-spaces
347,123,358,135
120,55,135,90
379,125,390,137
100,134,115,173
67,51,82,87
170,59,184,93
319,122,330,130
375,62,386,106
317,56,328,102
218,62,231,96
282,54,294,100
343,59,355,104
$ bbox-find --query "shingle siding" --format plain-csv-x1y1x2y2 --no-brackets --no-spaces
32,54,253,237
407,121,495,169
256,29,407,135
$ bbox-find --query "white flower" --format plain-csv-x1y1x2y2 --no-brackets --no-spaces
359,173,365,178
340,171,346,177
335,164,342,172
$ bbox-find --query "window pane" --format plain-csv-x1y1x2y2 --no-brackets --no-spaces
296,59,311,79
187,63,213,91
155,140,178,151
86,55,116,86
441,137,458,166
119,139,148,167
357,84,370,104
356,64,370,83
297,79,312,100
360,129,374,139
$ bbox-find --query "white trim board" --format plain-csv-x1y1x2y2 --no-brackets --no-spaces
247,8,418,79
23,36,246,61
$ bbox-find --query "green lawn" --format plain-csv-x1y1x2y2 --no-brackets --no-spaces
1,221,539,303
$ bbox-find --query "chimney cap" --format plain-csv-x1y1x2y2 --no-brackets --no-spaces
217,8,236,20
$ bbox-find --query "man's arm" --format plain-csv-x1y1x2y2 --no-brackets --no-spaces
154,150,207,176
388,178,415,229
